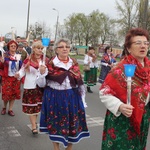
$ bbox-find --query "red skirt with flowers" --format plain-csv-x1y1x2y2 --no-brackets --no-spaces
2,76,21,101
22,87,43,115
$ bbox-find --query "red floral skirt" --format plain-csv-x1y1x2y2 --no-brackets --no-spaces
22,87,43,115
2,76,21,101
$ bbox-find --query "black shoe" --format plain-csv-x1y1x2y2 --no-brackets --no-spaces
87,87,93,93
32,129,38,135
88,89,93,93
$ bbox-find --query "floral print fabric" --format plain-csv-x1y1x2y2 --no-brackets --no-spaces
40,87,90,148
2,76,21,101
22,87,43,114
101,104,150,150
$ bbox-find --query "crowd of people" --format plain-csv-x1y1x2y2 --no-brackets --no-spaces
0,37,90,150
0,27,150,150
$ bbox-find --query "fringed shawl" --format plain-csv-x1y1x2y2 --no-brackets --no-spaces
101,53,116,64
46,57,83,87
3,52,22,77
100,54,150,134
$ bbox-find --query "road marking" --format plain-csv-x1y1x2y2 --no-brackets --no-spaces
86,116,104,127
27,124,45,134
27,115,104,131
6,126,21,137
27,124,39,130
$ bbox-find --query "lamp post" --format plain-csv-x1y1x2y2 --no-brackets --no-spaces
26,0,30,38
53,8,59,42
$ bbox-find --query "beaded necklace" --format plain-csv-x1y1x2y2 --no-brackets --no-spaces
58,56,69,63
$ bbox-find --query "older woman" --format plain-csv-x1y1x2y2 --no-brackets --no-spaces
38,38,90,150
99,28,150,149
0,40,22,116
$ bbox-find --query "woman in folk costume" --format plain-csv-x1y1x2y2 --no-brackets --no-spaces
84,47,98,93
98,46,116,84
38,38,89,150
15,41,48,134
0,40,22,116
99,28,150,150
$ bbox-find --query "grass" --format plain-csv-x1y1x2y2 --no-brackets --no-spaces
69,54,84,60
79,64,84,74
70,54,101,76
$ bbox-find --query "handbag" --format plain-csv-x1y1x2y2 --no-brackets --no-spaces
83,64,90,71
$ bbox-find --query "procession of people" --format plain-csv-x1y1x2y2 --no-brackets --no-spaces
0,27,150,150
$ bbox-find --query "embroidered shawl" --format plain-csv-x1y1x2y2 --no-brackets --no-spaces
46,57,83,87
3,51,22,77
100,54,150,134
23,54,49,70
101,53,116,64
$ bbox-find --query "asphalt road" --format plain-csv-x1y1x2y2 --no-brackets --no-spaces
1,83,150,150
0,83,106,150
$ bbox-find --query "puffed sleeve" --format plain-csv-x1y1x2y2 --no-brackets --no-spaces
99,87,123,116
83,54,89,65
79,84,88,108
36,68,48,87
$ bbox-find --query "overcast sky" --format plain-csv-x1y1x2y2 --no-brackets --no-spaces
0,0,118,39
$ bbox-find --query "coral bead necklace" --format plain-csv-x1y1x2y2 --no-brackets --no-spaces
58,56,69,63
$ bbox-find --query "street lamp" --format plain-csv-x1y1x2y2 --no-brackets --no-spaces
26,0,30,38
53,8,59,42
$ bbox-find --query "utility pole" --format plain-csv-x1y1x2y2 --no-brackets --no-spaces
142,0,149,29
26,0,30,38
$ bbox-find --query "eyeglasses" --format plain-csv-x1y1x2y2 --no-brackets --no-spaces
132,41,149,46
57,46,70,49
10,45,17,48
36,47,43,50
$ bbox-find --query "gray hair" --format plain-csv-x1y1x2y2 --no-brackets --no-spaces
53,38,71,51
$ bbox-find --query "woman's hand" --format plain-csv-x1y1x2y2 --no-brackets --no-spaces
14,72,20,79
0,56,4,63
108,64,113,68
119,104,134,117
39,65,46,75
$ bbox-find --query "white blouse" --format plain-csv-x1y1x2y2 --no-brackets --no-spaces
83,54,99,68
36,56,87,107
18,60,48,89
99,86,150,117
8,54,21,76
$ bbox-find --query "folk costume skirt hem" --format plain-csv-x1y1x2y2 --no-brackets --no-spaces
22,87,43,114
84,67,97,86
40,87,90,148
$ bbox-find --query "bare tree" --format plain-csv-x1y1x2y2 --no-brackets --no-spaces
116,0,139,35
